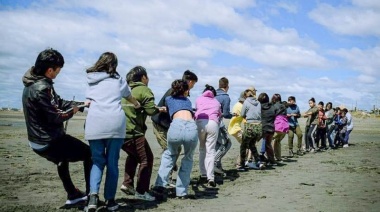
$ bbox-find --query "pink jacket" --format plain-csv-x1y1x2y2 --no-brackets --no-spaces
275,114,289,133
195,90,222,124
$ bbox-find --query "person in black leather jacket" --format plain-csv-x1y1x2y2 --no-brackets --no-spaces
22,48,92,206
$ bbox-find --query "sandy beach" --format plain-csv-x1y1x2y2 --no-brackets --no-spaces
0,111,379,212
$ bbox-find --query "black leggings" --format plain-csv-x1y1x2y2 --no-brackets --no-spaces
306,124,317,149
33,134,92,194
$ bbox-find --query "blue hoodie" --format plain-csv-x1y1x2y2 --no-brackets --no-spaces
287,104,301,127
85,72,131,140
215,88,232,119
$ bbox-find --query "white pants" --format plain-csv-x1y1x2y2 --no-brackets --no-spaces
196,119,219,181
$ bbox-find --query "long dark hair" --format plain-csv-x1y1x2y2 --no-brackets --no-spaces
86,52,119,78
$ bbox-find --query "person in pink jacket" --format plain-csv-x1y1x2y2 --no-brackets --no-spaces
195,84,222,187
272,94,289,161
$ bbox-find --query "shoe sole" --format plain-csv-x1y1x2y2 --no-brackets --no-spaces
87,206,97,212
107,205,119,211
134,194,156,201
65,196,87,205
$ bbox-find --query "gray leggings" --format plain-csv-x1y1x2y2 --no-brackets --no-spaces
215,125,232,168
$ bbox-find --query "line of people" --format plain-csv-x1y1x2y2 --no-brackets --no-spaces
303,98,354,153
22,49,353,212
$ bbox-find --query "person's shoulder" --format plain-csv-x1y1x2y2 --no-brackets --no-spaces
34,78,52,90
165,95,173,101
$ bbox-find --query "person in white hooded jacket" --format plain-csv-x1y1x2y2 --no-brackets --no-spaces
85,52,139,212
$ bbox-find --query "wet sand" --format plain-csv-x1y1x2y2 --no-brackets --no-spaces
0,111,379,212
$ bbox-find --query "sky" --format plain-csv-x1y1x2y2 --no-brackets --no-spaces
0,0,379,112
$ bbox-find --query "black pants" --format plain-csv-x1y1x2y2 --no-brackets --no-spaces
33,134,92,195
304,126,310,150
316,128,327,148
306,124,317,149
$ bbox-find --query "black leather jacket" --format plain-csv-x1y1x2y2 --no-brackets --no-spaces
22,68,83,145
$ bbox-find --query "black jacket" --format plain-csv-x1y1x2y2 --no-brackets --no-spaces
261,102,277,134
22,68,83,145
151,88,172,129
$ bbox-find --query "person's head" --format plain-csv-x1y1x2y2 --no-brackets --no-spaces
87,52,119,78
127,66,149,85
309,97,316,108
182,70,198,89
203,84,216,97
247,86,257,98
335,107,341,115
326,102,333,110
341,108,347,116
282,101,289,108
318,101,324,111
171,79,189,97
258,92,269,104
244,89,254,98
271,93,282,103
288,96,296,105
218,77,229,91
33,48,65,79
238,91,246,102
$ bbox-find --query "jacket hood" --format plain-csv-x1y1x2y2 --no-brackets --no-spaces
22,67,46,87
246,97,259,106
87,72,112,84
202,90,215,98
128,81,146,89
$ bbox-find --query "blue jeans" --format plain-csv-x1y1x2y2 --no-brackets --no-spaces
89,138,123,200
326,124,335,147
344,129,352,145
155,119,198,197
260,138,266,154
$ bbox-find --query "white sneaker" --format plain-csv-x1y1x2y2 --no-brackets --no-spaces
258,163,265,170
135,192,155,201
245,161,259,170
343,144,349,148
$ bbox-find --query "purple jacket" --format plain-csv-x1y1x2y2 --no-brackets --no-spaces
195,90,222,124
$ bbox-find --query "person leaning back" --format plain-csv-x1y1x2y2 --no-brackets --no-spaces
22,48,92,205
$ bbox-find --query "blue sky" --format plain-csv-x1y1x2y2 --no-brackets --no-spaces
0,0,379,112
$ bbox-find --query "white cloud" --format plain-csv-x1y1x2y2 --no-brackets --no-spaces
0,0,377,111
309,2,380,36
352,0,380,10
276,1,298,14
329,46,380,76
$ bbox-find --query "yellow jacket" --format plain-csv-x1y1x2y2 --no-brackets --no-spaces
228,101,246,135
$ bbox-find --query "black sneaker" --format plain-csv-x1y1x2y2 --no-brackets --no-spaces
87,194,99,212
65,188,87,205
207,180,216,188
296,149,304,156
259,154,268,163
288,150,294,157
106,199,119,211
236,164,247,171
199,175,207,184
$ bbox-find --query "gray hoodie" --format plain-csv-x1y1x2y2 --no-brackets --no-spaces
85,72,131,140
241,97,261,123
